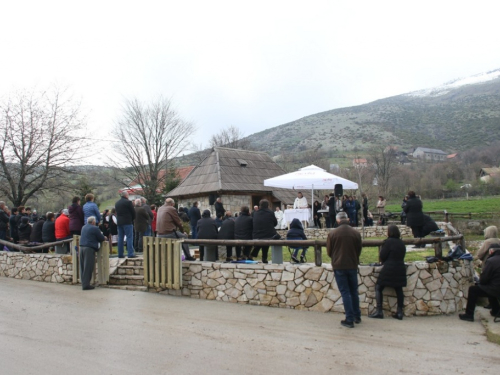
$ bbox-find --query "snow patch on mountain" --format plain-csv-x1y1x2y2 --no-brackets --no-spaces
405,69,500,97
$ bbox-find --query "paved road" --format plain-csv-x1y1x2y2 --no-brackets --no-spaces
0,278,498,375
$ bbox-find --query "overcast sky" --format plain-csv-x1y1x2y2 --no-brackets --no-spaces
1,0,499,164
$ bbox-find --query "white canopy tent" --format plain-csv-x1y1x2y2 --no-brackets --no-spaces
264,165,359,222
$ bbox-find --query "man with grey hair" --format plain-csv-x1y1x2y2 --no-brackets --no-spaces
115,190,136,258
156,198,196,261
79,216,105,290
0,201,10,241
140,197,154,236
327,211,362,328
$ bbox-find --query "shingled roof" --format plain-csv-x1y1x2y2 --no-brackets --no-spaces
167,147,299,203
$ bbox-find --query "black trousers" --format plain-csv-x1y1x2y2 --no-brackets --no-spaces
466,285,500,316
251,246,269,261
378,284,404,309
226,245,241,258
79,246,96,289
236,245,253,258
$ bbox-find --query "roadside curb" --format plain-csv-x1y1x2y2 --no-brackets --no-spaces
478,307,500,345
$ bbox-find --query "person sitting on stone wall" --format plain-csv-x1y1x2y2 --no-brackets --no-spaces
459,245,500,322
287,218,308,264
476,226,500,267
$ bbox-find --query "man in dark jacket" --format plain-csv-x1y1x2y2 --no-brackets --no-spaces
327,212,362,328
403,191,425,247
214,197,225,218
115,191,136,258
79,216,106,290
460,246,500,321
250,199,277,263
188,201,201,239
42,212,56,243
235,206,253,259
218,213,237,261
134,199,150,252
30,216,46,243
197,210,219,261
9,207,19,243
0,201,10,241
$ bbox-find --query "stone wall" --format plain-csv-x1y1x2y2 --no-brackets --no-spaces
159,260,473,316
0,252,73,283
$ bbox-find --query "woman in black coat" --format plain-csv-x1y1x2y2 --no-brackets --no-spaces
403,190,425,247
197,210,218,261
218,217,238,261
369,225,407,320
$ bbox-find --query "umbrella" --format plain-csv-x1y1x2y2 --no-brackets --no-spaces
264,165,359,222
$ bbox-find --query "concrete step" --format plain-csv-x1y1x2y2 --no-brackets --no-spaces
109,274,145,286
126,258,143,267
116,265,144,276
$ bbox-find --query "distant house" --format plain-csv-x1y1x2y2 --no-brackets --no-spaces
118,166,195,200
479,167,500,183
167,147,299,214
412,147,447,161
353,158,368,168
447,153,458,160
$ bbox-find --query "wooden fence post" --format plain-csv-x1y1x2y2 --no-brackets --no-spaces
314,244,322,266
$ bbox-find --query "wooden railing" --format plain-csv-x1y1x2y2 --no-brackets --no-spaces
72,236,110,286
0,238,73,253
183,235,464,266
143,237,182,290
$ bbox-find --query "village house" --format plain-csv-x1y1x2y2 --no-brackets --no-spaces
479,167,500,183
412,147,447,161
166,147,298,214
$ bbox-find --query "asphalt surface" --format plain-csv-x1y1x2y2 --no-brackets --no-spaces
0,277,499,375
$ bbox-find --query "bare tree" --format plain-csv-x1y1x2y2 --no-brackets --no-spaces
369,145,398,197
112,96,195,205
0,86,87,207
209,125,252,149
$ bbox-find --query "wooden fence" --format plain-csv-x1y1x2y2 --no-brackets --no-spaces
143,237,182,290
72,235,110,286
183,235,464,266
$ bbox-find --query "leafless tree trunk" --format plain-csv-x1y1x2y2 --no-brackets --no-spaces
112,97,195,205
369,145,397,197
0,86,87,207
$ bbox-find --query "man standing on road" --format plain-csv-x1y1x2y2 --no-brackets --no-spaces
157,198,196,261
115,191,136,258
79,216,105,290
188,201,201,239
327,211,362,328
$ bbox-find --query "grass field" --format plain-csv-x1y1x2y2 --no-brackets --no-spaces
384,195,500,214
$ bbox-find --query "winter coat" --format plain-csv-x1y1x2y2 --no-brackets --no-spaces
18,217,32,241
214,201,225,217
252,208,277,239
188,206,201,226
327,196,336,215
218,218,235,240
197,212,218,240
42,220,56,243
9,214,18,239
326,220,362,270
0,208,9,231
151,210,157,233
55,214,70,239
403,196,424,227
30,218,45,243
109,214,118,235
286,218,307,240
421,215,439,237
234,213,253,240
115,197,136,226
376,199,386,215
477,226,500,263
344,200,356,214
68,203,84,232
479,249,500,297
83,201,101,225
377,237,407,287
134,206,150,233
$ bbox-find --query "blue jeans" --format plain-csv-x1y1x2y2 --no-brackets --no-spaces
334,269,360,323
144,225,152,237
190,224,197,239
118,224,135,257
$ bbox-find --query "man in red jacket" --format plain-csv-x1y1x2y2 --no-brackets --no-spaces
55,209,71,240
